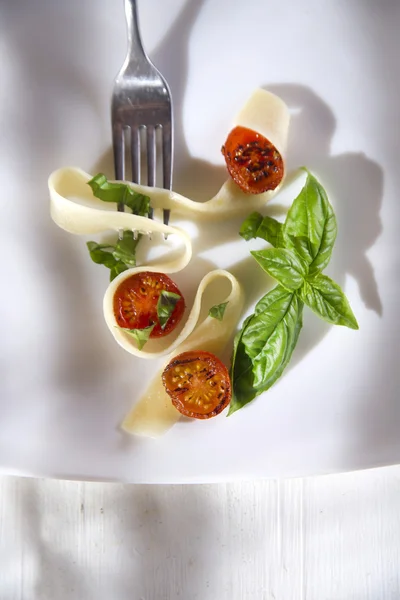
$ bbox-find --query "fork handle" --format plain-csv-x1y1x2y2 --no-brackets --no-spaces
124,0,147,61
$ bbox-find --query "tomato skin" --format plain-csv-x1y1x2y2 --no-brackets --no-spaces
162,350,232,419
113,271,185,338
222,126,284,194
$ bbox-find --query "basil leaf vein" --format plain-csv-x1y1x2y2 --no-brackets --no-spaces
251,294,301,388
251,248,308,291
241,286,295,359
283,169,337,272
229,293,303,415
299,274,359,330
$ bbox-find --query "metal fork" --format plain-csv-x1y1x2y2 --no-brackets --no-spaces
112,0,173,229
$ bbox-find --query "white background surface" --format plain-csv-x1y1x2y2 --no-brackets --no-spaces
1,467,400,600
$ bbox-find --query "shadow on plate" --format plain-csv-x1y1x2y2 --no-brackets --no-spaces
263,83,384,370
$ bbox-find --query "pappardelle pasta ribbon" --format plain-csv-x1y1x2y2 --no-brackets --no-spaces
48,88,289,435
49,169,244,435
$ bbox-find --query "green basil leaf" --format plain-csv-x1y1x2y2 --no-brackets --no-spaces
228,316,256,415
244,286,295,361
157,291,181,329
86,241,118,268
299,274,359,330
251,248,308,291
255,216,284,248
88,173,150,216
240,212,284,247
283,170,337,272
242,286,294,359
87,176,150,279
209,302,229,321
228,297,303,415
253,299,303,391
230,170,353,415
109,261,129,282
87,230,142,281
252,294,301,387
117,324,155,350
87,241,114,253
251,320,288,387
253,284,291,316
239,212,263,241
112,230,140,267
242,285,296,363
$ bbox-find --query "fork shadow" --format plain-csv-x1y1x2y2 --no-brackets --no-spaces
151,0,227,201
94,0,226,202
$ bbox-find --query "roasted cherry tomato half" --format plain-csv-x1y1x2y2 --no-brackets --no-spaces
162,350,232,419
221,125,284,194
113,271,185,338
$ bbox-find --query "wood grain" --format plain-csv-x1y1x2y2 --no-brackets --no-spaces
1,467,400,599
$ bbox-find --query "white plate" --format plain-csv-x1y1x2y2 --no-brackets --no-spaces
1,0,399,483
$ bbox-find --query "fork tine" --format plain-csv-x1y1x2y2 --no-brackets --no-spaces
162,122,173,189
163,209,171,227
130,126,153,237
112,123,125,212
162,122,173,226
145,125,156,224
146,125,156,187
131,125,141,184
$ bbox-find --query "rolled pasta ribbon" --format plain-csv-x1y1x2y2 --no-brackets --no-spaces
234,88,289,154
49,167,192,272
48,89,290,222
121,270,244,437
103,264,243,360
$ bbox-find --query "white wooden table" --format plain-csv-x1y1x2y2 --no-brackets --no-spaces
1,466,399,600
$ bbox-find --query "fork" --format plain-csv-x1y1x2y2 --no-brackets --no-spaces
112,0,173,230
